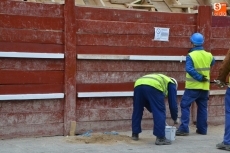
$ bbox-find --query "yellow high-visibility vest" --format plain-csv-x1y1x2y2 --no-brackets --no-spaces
185,50,213,90
134,74,174,96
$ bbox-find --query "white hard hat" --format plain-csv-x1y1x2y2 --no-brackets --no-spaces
170,77,178,89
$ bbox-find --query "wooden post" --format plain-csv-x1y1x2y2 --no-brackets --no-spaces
192,5,212,124
64,0,77,135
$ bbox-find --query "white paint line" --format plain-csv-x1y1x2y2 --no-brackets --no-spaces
77,54,129,60
214,56,225,60
77,90,226,97
129,55,186,62
0,52,64,59
0,93,64,100
77,54,224,61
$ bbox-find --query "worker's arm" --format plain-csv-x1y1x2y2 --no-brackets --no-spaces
185,55,203,81
217,49,230,82
167,83,178,121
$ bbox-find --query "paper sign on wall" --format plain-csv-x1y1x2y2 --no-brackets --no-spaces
153,27,169,41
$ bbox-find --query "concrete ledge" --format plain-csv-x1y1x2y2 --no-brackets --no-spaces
0,93,64,100
77,90,226,98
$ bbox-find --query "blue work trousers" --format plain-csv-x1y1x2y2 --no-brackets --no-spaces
224,87,230,144
132,85,166,138
178,89,209,134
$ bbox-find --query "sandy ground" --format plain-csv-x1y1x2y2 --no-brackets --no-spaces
65,124,225,145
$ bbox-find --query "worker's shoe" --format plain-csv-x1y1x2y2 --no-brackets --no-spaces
155,137,171,145
216,142,230,151
196,129,207,135
176,130,189,136
131,133,139,141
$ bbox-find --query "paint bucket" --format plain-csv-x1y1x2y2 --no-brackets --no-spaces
165,126,176,141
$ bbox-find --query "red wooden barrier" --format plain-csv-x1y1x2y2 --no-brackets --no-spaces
0,0,229,138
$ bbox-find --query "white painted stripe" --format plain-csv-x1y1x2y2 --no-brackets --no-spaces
0,52,64,59
77,90,226,97
0,93,64,100
129,55,186,62
77,54,129,60
77,54,224,61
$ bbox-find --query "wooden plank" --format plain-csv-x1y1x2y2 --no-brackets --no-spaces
0,14,64,30
0,84,63,94
151,2,171,12
0,42,64,53
75,6,197,25
0,58,64,70
0,0,64,17
76,19,196,35
76,34,191,48
94,0,106,6
0,28,64,44
75,0,86,5
76,46,190,55
125,4,155,8
110,0,135,4
171,4,195,8
163,0,182,12
0,71,64,84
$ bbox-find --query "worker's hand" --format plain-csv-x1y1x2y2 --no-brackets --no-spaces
201,75,208,82
174,120,179,125
214,80,226,88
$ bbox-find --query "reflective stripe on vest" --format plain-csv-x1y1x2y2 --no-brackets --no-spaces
186,67,210,82
185,50,213,90
134,74,173,96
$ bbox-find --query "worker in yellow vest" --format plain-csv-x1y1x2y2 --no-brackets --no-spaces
215,49,230,151
176,33,215,136
131,73,178,145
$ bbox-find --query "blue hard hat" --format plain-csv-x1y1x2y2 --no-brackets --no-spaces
190,33,204,46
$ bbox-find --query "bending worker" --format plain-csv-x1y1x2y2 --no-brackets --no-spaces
176,33,215,136
215,49,230,151
131,73,178,145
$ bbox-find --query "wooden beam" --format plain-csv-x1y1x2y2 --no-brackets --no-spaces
171,4,195,8
125,3,155,8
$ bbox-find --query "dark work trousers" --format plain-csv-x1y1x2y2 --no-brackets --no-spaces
132,85,166,138
178,89,209,134
224,87,230,144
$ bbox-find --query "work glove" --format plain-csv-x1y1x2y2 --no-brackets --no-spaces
173,119,179,125
174,120,178,125
201,75,208,82
214,80,226,88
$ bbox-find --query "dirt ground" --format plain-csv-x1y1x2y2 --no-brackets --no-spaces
65,124,225,145
66,133,132,145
